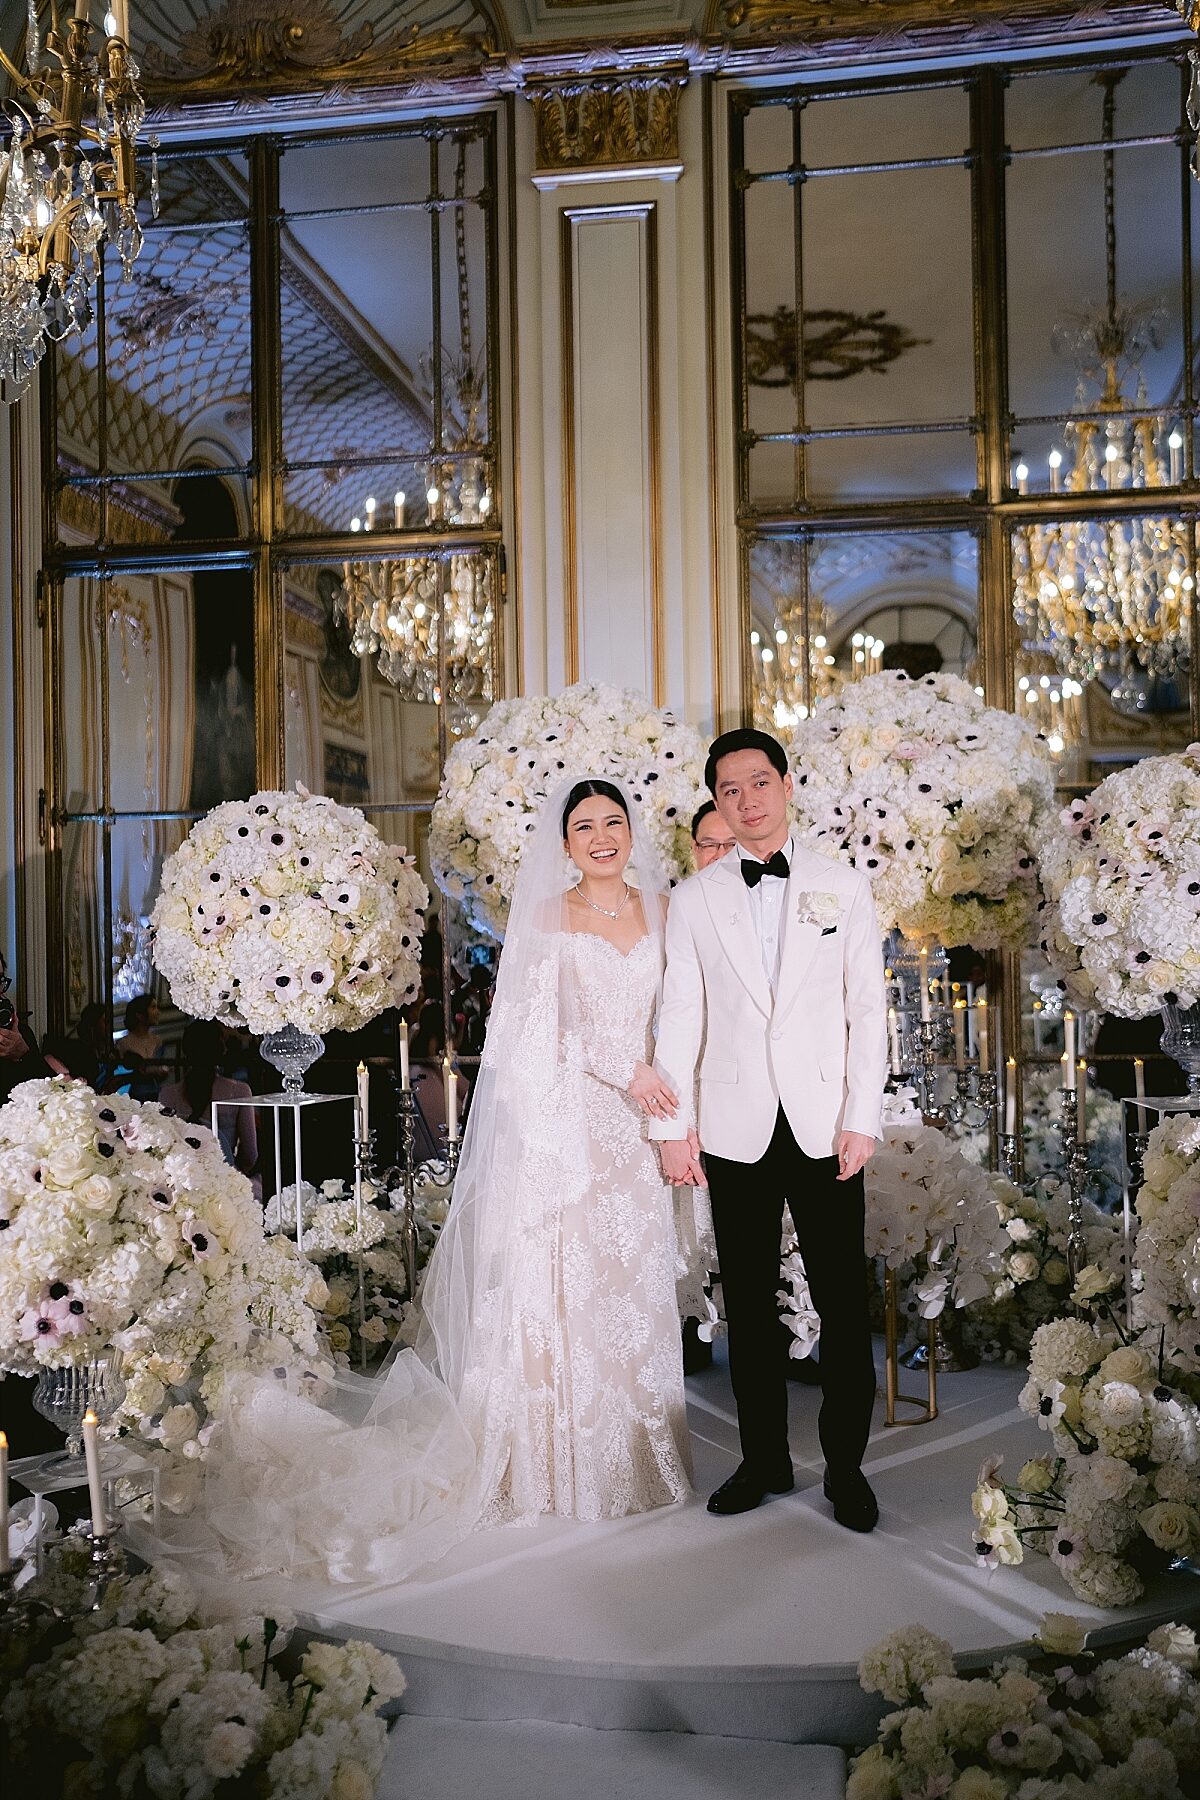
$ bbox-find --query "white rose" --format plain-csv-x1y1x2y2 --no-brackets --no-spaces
1140,1500,1200,1553
1035,1613,1089,1656
43,1142,95,1187
76,1173,117,1214
1009,1251,1040,1284
1146,1623,1199,1669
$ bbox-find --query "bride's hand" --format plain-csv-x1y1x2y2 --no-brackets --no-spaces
630,1062,678,1119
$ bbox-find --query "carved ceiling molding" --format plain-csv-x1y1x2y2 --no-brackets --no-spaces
529,69,685,171
136,0,508,105
704,0,1184,60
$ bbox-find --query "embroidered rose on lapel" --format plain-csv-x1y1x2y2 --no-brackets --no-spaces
796,890,840,931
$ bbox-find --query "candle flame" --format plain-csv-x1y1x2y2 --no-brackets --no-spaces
0,1429,7,1448
83,1410,97,1425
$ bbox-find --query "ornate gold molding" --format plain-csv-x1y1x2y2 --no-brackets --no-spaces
708,0,1181,47
140,0,503,101
530,72,685,174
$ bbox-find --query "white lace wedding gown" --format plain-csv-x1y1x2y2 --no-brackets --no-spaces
475,929,694,1524
172,925,699,1595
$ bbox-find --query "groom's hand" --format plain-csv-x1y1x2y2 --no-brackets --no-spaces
661,1134,707,1188
837,1131,876,1181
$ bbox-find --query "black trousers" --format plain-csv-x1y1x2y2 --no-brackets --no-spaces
705,1106,876,1479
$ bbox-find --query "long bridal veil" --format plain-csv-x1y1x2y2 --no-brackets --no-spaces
149,776,680,1598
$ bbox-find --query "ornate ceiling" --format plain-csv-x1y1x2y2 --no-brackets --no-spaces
5,0,1190,127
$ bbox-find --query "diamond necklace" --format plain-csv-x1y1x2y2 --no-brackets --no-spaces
577,881,632,920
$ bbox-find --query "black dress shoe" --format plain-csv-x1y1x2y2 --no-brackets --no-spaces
707,1462,795,1515
823,1470,879,1533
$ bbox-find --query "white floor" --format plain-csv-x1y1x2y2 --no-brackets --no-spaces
378,1718,847,1800
242,1346,1200,1742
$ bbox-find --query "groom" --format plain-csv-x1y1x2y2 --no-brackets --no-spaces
650,728,887,1531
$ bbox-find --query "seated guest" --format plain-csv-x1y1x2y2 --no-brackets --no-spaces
118,993,168,1101
691,799,737,871
43,1000,116,1091
0,949,49,1103
159,1019,260,1198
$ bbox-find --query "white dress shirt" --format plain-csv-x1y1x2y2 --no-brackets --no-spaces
741,833,794,997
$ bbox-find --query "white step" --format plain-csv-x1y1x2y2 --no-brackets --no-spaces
379,1716,847,1800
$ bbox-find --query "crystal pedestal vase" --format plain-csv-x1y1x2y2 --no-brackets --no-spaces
31,1348,126,1477
1160,1002,1200,1096
261,1022,325,1095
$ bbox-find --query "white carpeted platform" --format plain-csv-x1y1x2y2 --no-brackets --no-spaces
377,1717,847,1800
152,1346,1200,1745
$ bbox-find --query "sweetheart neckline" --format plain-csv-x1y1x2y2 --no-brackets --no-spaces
564,929,657,962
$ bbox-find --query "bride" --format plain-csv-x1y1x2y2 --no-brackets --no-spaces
177,775,708,1593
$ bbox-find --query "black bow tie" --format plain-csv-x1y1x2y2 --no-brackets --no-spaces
740,850,790,888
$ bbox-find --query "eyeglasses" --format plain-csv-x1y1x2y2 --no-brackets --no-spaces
695,838,736,854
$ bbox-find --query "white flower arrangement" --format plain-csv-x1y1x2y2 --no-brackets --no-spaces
430,682,706,939
958,1172,1124,1366
1134,1110,1200,1379
3,1539,404,1800
151,785,428,1034
848,1612,1200,1799
1036,744,1200,1017
867,1126,1011,1314
266,1176,452,1365
789,670,1054,948
0,1079,331,1501
972,1279,1200,1605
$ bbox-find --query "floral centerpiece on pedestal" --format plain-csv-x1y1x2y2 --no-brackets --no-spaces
1036,746,1200,1058
3,1541,405,1800
430,682,706,940
788,670,1054,948
848,1612,1200,1799
971,1270,1200,1605
0,1078,331,1510
151,786,427,1076
1133,1110,1200,1379
265,1176,453,1365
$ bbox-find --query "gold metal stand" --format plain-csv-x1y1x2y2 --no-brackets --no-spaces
883,1267,938,1426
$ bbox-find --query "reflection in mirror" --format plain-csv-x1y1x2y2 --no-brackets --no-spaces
749,531,979,730
1012,512,1194,783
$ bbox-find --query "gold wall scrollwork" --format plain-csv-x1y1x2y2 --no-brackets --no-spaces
138,0,503,99
530,73,685,175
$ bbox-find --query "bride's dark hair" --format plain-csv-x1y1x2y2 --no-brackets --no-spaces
561,779,630,839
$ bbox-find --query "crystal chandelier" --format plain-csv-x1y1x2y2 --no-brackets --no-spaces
1012,72,1191,703
0,0,148,401
750,601,844,731
337,485,495,721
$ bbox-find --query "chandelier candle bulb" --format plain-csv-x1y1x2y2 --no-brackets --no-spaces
1005,1058,1018,1137
976,999,989,1073
1049,449,1062,492
1077,1060,1088,1143
952,999,966,1069
394,491,405,527
1169,432,1183,485
888,1006,901,1076
364,497,375,530
356,1061,369,1138
918,946,930,1022
444,1053,458,1143
398,1019,411,1090
81,1410,107,1536
1134,1056,1146,1101
1064,1009,1076,1069
0,1429,8,1576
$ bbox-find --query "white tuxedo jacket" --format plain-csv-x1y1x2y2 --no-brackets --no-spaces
649,843,888,1162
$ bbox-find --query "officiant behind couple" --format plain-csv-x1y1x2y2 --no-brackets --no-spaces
166,729,885,1592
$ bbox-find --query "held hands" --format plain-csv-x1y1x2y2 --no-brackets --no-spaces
630,1061,678,1122
837,1130,876,1182
660,1130,706,1189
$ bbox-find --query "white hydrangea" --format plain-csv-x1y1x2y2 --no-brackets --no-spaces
0,1078,332,1491
789,669,1054,948
1134,1111,1200,1377
1036,744,1200,1017
430,682,706,939
152,784,427,1033
857,1624,954,1704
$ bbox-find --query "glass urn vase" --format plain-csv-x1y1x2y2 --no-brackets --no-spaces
261,1022,325,1095
32,1348,126,1473
1160,1001,1200,1097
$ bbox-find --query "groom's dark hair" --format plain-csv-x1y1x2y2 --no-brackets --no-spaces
705,728,789,795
